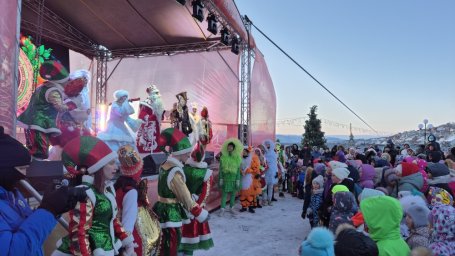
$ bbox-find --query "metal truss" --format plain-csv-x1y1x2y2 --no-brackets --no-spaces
110,40,229,58
94,46,110,133
21,0,98,57
239,16,252,145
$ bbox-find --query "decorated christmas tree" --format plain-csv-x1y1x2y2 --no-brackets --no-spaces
301,105,326,148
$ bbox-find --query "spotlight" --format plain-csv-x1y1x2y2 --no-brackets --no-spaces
207,14,218,35
220,28,230,45
176,0,186,5
192,0,204,22
231,37,240,55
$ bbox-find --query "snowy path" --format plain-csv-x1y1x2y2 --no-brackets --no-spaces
198,195,311,256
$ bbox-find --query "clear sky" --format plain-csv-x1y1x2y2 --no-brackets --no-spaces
235,0,455,136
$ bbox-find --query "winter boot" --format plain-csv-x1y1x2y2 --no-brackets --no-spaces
248,207,256,213
257,201,263,208
218,208,225,217
268,200,273,206
279,192,285,197
227,207,237,216
240,207,247,212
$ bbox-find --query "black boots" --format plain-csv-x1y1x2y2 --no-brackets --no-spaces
248,207,255,213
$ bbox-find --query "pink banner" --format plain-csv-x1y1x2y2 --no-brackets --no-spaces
0,0,19,136
70,50,240,153
250,50,276,146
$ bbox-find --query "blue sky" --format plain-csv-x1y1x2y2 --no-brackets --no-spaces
235,0,455,135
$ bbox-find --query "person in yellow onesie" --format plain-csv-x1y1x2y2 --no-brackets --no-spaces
240,146,261,213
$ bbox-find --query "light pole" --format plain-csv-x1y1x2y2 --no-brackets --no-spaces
418,119,433,144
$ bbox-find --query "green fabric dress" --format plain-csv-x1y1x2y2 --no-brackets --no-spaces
56,183,123,255
218,158,241,193
361,196,411,256
179,165,214,254
17,83,63,135
152,166,190,228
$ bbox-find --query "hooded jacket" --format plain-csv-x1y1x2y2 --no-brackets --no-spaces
429,204,455,256
406,226,430,250
398,172,424,193
361,196,410,256
359,164,376,189
329,192,355,232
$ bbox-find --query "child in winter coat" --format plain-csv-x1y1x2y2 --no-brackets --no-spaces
329,190,355,233
308,175,324,227
405,205,430,250
361,196,410,256
300,227,335,256
428,204,455,256
359,164,376,189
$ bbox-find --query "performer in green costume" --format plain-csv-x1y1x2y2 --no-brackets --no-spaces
218,138,243,217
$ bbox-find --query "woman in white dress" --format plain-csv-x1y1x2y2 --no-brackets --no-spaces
98,90,141,153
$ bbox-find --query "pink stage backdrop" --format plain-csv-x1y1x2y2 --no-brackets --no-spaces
70,50,240,153
0,0,20,136
250,50,277,146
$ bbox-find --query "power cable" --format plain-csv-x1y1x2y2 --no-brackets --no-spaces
247,18,378,134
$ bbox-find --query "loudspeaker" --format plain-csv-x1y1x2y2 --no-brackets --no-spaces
142,153,167,175
26,160,64,192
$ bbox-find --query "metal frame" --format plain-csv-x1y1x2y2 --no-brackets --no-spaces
239,16,252,145
94,46,110,133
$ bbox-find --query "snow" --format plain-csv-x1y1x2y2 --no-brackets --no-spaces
197,195,311,256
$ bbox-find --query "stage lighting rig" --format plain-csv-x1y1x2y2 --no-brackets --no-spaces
176,0,186,5
220,28,230,45
231,37,240,55
192,0,204,22
207,14,218,35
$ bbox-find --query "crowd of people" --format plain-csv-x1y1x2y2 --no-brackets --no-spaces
288,140,455,256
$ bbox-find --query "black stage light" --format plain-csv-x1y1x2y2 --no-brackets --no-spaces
176,0,186,5
207,14,218,35
231,37,240,55
220,28,230,45
192,0,204,22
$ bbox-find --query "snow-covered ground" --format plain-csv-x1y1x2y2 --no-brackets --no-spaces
197,195,311,256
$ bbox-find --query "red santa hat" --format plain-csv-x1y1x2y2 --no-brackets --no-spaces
62,136,117,175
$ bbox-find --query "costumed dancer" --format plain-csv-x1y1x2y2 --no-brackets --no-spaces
48,70,92,160
175,92,193,137
52,136,136,256
188,102,202,146
263,139,278,206
199,106,213,146
17,60,69,160
136,84,166,155
179,142,214,255
239,146,261,213
218,138,243,217
115,145,161,256
98,90,141,153
254,147,267,208
153,128,209,256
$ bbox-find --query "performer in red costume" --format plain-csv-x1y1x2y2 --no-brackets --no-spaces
136,85,165,155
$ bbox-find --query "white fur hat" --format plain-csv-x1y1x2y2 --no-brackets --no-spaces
114,90,128,100
191,102,198,109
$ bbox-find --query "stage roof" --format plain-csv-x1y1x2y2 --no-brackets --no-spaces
21,0,254,58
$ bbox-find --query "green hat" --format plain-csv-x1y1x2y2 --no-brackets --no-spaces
62,136,117,175
332,184,349,194
158,128,192,155
39,60,69,83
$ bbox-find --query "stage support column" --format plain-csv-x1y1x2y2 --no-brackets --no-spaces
0,0,21,137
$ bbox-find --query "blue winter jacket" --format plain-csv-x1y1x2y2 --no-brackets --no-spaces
0,186,57,256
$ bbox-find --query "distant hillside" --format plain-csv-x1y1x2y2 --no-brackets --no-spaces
277,123,455,150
